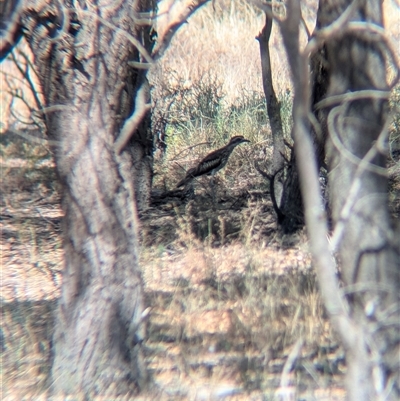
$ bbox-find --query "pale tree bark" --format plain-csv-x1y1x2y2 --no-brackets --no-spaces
321,0,400,397
273,0,400,399
255,3,331,233
255,6,304,233
256,10,286,223
15,1,151,395
1,0,210,396
254,7,306,233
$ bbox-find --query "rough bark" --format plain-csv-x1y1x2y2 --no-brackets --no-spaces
279,154,303,231
1,0,211,395
322,0,400,397
6,1,152,395
278,0,400,399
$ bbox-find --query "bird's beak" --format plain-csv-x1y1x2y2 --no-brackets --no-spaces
242,139,250,143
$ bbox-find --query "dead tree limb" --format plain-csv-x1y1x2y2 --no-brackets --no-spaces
278,0,400,399
114,0,210,155
256,10,286,176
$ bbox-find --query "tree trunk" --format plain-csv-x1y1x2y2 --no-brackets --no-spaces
256,13,304,232
279,0,400,398
310,1,331,170
127,0,156,211
119,66,154,211
280,153,304,231
18,1,152,395
256,11,305,232
321,0,400,397
271,5,332,234
256,13,285,204
130,77,154,211
278,39,330,233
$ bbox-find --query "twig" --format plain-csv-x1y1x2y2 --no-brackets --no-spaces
113,0,210,153
254,161,285,223
251,0,285,21
305,8,400,89
315,89,390,110
254,160,272,180
345,21,400,88
6,127,60,146
276,338,303,401
304,0,359,57
10,50,44,116
280,150,290,164
283,139,293,150
170,141,211,161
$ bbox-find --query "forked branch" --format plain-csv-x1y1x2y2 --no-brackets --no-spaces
153,0,210,60
115,0,210,153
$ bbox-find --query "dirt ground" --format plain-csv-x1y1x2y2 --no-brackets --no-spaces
2,135,399,400
1,148,352,401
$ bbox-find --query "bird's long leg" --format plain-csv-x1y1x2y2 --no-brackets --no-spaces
211,173,217,211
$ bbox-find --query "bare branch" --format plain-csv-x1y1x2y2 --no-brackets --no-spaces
327,105,388,176
329,117,391,251
254,160,272,180
9,97,35,126
304,0,359,57
276,337,303,401
315,89,390,110
114,0,212,154
170,141,211,161
279,0,356,352
256,11,286,176
305,9,400,89
73,8,154,65
127,61,151,70
153,0,210,61
11,49,44,115
254,161,285,223
114,83,151,155
299,11,311,40
252,0,310,38
283,139,293,150
5,126,60,146
0,0,24,61
251,0,286,21
345,21,400,88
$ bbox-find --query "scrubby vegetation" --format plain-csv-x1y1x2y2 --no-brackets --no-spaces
1,0,399,399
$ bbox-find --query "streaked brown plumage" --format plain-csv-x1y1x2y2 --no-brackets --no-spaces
176,136,250,188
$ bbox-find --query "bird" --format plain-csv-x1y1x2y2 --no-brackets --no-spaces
176,135,250,188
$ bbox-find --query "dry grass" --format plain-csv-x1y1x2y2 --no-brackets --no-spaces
2,135,346,400
156,0,320,106
2,0,400,399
